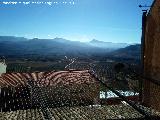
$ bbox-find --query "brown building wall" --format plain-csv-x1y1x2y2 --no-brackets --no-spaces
143,0,160,111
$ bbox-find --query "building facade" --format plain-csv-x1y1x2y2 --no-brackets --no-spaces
143,0,160,111
0,61,6,76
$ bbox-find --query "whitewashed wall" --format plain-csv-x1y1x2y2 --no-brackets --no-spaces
0,62,6,75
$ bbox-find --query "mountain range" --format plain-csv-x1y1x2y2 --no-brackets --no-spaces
0,36,140,59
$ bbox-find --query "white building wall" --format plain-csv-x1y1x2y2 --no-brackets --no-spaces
0,62,7,75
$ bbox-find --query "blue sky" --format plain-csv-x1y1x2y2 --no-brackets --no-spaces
0,0,154,43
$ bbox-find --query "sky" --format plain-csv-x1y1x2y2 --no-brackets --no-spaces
0,0,154,43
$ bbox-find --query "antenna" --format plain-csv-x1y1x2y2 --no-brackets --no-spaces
139,4,151,12
139,5,151,8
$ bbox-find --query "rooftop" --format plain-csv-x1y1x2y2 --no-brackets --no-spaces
0,104,145,120
0,70,98,87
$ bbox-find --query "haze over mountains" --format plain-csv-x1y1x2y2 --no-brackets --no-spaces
88,39,129,49
0,36,140,59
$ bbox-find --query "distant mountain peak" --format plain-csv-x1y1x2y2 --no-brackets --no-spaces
54,37,64,40
32,38,39,40
90,39,104,43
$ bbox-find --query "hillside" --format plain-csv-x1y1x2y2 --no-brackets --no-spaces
111,44,141,59
88,39,129,49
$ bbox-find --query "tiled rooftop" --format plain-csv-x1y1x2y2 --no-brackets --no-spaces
0,70,97,87
0,104,145,120
0,70,160,119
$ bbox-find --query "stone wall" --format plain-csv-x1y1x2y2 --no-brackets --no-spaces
143,0,160,111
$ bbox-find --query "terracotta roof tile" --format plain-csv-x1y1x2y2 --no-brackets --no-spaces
0,70,98,88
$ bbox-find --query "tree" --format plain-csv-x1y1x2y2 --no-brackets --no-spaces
114,63,125,73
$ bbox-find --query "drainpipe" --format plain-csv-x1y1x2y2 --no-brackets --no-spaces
139,10,147,102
